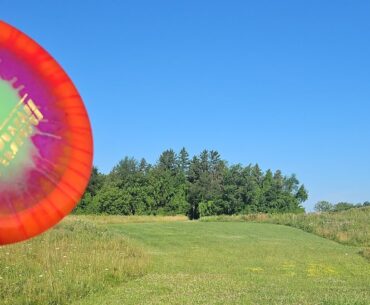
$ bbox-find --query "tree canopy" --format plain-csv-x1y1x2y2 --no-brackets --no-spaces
75,148,308,218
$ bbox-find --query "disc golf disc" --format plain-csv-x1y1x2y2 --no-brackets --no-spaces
0,21,93,245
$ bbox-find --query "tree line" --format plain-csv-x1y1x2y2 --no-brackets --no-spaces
314,200,370,213
75,148,308,219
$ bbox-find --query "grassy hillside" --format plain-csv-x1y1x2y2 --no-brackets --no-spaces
77,221,370,305
0,218,149,305
201,207,370,258
1,214,369,305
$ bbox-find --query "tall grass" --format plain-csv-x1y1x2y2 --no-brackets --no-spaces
0,217,149,305
201,207,370,258
75,214,188,225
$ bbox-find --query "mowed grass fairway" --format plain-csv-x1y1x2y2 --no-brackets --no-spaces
76,221,370,305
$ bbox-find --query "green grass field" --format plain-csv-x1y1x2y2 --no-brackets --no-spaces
1,217,369,305
201,207,370,260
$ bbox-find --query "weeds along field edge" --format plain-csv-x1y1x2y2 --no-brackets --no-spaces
0,217,150,305
71,214,189,225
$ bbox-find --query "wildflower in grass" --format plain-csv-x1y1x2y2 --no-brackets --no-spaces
307,263,337,277
249,267,263,272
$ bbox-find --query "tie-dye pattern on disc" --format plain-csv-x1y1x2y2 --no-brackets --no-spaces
0,21,93,245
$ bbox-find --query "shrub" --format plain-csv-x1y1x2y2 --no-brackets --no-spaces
314,201,333,212
199,201,219,217
92,186,133,215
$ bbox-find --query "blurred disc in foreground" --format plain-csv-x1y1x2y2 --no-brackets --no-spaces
0,21,93,245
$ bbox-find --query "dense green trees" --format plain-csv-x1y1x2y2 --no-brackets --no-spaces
75,148,308,218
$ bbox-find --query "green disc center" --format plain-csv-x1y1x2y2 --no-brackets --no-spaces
0,79,36,182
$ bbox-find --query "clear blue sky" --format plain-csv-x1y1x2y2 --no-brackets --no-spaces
3,1,370,211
